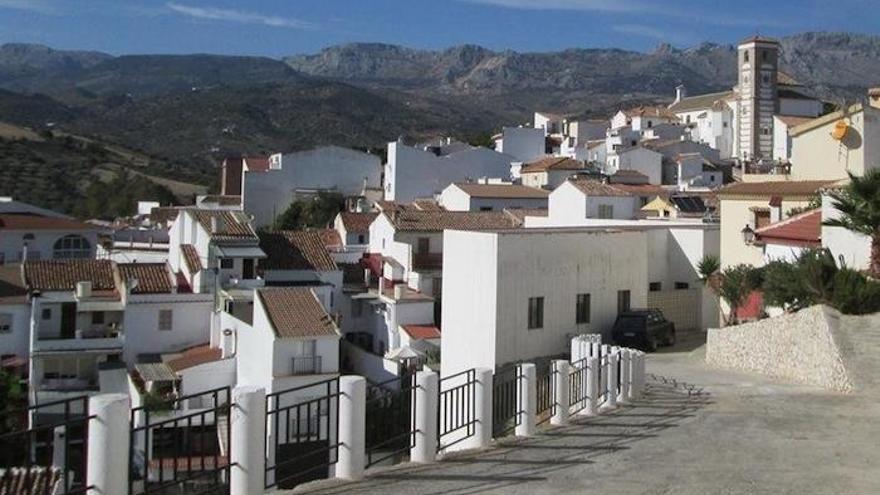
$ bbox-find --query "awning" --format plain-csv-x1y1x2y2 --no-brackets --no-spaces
135,362,178,382
215,245,266,258
385,346,425,361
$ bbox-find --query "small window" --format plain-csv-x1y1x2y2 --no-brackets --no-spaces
417,237,430,254
762,74,770,84
762,50,768,62
744,51,749,63
91,312,105,325
647,120,653,128
358,234,365,244
675,282,690,290
53,234,91,259
158,309,173,331
219,258,234,269
598,204,614,219
528,297,544,330
754,210,771,229
649,282,662,292
0,314,11,334
617,290,631,314
479,206,493,211
42,308,51,320
575,293,590,324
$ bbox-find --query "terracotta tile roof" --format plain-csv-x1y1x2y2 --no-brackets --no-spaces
0,264,26,304
668,91,734,113
166,344,223,372
188,209,257,242
0,466,62,495
521,157,584,173
503,208,548,226
318,228,343,248
755,208,822,247
243,156,270,172
180,244,203,273
259,231,337,271
612,183,669,197
622,105,677,120
740,35,779,45
412,199,445,211
401,324,441,340
717,180,832,198
339,212,378,233
24,260,116,292
453,183,550,199
568,179,631,196
149,206,180,225
0,214,92,231
257,288,339,339
118,263,173,294
199,195,242,206
385,210,521,232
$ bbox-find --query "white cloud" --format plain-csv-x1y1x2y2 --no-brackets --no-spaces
462,0,650,13
166,2,316,30
0,0,58,14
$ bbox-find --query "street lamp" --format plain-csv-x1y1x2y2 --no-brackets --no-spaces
741,224,756,245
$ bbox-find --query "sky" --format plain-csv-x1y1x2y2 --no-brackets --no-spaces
0,0,877,57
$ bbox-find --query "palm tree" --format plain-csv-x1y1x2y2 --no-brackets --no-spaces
824,170,880,278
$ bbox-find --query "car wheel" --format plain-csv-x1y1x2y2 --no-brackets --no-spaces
646,337,657,352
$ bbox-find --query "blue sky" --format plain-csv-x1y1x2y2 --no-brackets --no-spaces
0,0,877,57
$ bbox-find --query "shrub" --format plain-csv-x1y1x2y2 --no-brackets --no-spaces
762,260,815,311
719,264,763,324
829,268,880,315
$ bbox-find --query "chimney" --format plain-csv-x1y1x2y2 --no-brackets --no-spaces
210,216,219,233
394,284,405,300
220,328,235,359
675,84,686,104
769,196,783,223
75,281,92,299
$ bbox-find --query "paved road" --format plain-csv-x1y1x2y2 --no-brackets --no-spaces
286,339,880,495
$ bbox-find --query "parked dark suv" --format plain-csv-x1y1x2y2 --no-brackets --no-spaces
611,309,675,351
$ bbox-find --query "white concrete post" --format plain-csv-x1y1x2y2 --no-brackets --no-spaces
583,355,599,417
516,363,537,437
590,341,601,358
636,351,646,398
230,386,266,495
52,426,66,470
336,376,366,480
618,349,631,404
86,393,129,495
411,370,438,463
472,367,493,449
551,360,569,426
602,351,619,412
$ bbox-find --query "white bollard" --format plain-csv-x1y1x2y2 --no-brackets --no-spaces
472,367,494,449
336,376,366,480
637,351,646,397
230,386,266,495
601,351,619,412
583,355,599,416
411,370,438,463
551,360,570,426
618,349,631,404
516,363,537,437
626,350,637,402
87,393,130,495
590,341,601,358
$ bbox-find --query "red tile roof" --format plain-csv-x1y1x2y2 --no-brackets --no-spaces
117,263,173,294
521,157,584,173
243,156,270,172
453,183,550,199
385,210,520,232
755,208,822,247
622,105,677,120
180,244,203,273
188,209,257,241
339,212,378,233
24,260,116,293
568,179,631,196
0,214,92,231
318,228,343,248
401,324,441,340
257,288,339,339
717,180,832,198
166,344,223,372
259,231,337,271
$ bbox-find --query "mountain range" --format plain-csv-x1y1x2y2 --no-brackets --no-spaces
0,32,879,213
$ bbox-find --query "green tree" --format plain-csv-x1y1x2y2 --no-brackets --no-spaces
274,191,345,229
824,170,880,277
762,259,815,312
719,264,763,325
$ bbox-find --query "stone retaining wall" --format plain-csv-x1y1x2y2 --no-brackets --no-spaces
706,305,853,393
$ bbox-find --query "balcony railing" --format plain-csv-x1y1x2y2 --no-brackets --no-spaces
291,356,322,376
744,161,791,175
33,329,124,352
412,252,443,271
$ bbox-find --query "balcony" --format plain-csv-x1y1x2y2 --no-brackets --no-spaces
413,253,443,271
33,329,124,353
291,356,322,376
743,161,790,176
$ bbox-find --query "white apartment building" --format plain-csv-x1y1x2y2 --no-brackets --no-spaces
495,126,545,163
384,140,516,203
0,213,98,264
438,182,549,212
610,106,678,132
241,146,382,227
668,87,736,159
520,157,589,189
547,178,668,223
605,146,663,184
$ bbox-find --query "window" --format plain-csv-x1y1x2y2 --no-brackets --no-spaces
527,297,544,329
647,120,653,128
754,210,771,229
479,206,493,211
358,234,365,244
744,51,749,62
219,258,234,269
762,50,768,62
617,290,631,314
42,308,51,320
53,235,91,259
649,282,662,292
158,310,173,331
598,204,614,219
762,74,770,83
242,258,254,279
417,237,430,254
575,293,590,324
761,127,771,136
91,312,105,325
0,314,11,333
675,282,690,290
